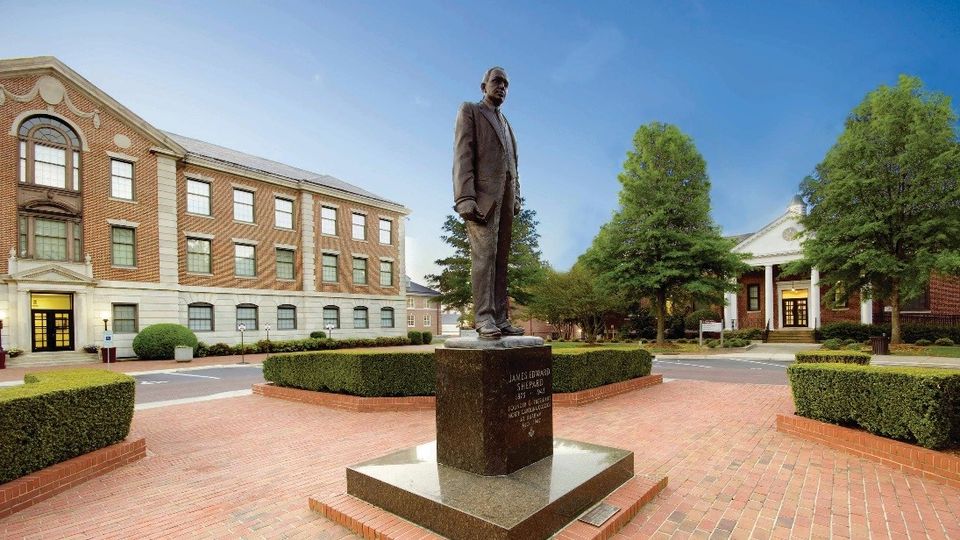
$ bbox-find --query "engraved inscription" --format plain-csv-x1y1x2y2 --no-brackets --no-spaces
506,367,552,435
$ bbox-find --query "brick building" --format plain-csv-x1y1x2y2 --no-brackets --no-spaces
724,197,960,331
0,57,410,358
404,277,441,336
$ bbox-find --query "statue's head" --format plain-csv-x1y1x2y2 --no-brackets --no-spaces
480,67,509,107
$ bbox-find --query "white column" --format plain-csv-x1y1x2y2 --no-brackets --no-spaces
860,287,873,324
300,193,316,292
764,265,774,329
809,267,820,329
723,290,738,330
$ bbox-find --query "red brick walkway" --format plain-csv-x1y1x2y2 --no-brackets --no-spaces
1,380,958,539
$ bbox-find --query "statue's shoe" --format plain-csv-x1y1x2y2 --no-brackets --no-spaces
476,322,502,340
497,321,525,336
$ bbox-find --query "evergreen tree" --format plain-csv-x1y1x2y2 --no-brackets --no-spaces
798,75,960,344
584,122,748,344
426,201,547,322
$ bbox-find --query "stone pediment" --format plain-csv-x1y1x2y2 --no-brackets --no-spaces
8,263,96,285
733,209,804,259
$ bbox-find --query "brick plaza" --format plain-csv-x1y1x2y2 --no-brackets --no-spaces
2,379,958,539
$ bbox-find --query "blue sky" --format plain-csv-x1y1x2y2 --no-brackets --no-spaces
3,1,958,284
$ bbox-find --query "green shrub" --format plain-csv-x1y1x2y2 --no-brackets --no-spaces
795,350,870,365
819,322,889,342
842,338,857,346
207,343,233,356
264,351,435,397
422,331,433,344
132,323,198,360
727,328,762,340
196,342,209,357
787,363,960,449
915,339,932,346
256,339,272,353
706,339,719,348
723,338,749,348
935,337,955,346
846,343,864,351
232,343,259,355
408,331,423,345
821,339,842,350
552,348,653,393
310,330,327,339
685,309,722,330
0,369,135,484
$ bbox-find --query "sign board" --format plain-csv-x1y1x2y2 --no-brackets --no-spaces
237,323,246,332
103,331,114,345
700,321,723,332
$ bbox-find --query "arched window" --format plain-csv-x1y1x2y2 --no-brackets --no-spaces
187,302,215,332
323,305,340,329
18,115,81,191
277,304,297,330
380,307,395,328
236,303,259,330
353,307,369,329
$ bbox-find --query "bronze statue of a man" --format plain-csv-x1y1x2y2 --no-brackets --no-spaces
452,66,525,339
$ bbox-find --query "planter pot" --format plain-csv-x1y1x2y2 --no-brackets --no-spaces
174,346,194,363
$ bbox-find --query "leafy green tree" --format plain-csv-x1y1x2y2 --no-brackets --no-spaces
427,201,547,322
798,75,960,344
524,263,625,342
584,122,748,345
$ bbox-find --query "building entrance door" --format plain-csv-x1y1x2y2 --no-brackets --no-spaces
30,293,74,352
782,298,808,327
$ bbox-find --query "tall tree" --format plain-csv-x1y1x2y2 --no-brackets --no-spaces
584,122,748,345
798,75,960,344
427,201,547,322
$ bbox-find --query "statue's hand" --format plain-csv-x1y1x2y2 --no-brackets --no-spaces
456,200,486,224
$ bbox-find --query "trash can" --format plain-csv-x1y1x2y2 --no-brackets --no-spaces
869,335,890,355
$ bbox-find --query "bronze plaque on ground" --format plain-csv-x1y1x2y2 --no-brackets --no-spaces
578,502,621,527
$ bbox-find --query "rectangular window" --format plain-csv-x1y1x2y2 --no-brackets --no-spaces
186,238,211,273
233,189,254,223
188,304,214,332
902,288,930,312
275,197,293,229
407,297,415,308
321,206,337,235
277,306,297,330
235,244,256,277
379,218,392,244
73,222,82,262
747,284,760,312
73,151,79,190
380,260,393,286
18,216,27,256
381,308,395,328
112,304,138,333
35,219,67,260
187,180,211,215
322,254,338,282
19,141,26,183
34,144,66,188
352,213,366,240
323,307,340,329
276,248,295,280
111,226,136,267
352,257,367,284
407,313,416,327
111,159,134,200
354,308,369,329
424,314,432,327
236,305,258,330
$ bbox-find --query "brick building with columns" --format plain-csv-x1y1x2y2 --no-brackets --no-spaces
723,196,960,333
0,57,410,360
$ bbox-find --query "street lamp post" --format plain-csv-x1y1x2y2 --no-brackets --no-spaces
100,311,114,364
265,323,271,343
238,323,247,365
325,323,334,340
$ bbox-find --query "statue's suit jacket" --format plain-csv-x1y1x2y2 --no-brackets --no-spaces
452,101,519,218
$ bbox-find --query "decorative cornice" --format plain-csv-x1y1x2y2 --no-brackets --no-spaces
0,75,102,127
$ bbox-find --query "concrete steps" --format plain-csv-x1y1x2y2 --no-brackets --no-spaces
8,351,100,367
766,330,817,344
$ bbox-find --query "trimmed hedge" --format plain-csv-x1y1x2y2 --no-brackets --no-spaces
132,323,198,360
795,350,871,364
422,331,433,344
264,351,435,397
787,363,960,449
408,331,423,345
0,369,135,484
820,321,960,344
552,348,653,393
263,347,654,397
197,336,413,357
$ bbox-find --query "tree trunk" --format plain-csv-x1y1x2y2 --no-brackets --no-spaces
655,291,667,345
890,286,901,345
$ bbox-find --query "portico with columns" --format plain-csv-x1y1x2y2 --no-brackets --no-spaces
723,197,872,331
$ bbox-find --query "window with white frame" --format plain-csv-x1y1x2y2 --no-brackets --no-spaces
233,189,254,223
380,260,393,286
353,257,367,284
424,314,432,327
235,244,256,277
110,159,134,200
187,180,211,215
276,248,295,280
18,116,81,191
407,313,415,327
186,238,211,273
380,307,395,328
275,197,293,229
379,218,392,244
236,304,258,330
188,303,214,331
111,226,136,267
112,304,138,333
353,307,369,329
322,253,338,282
277,305,297,330
407,297,415,308
351,212,366,240
34,218,68,260
321,206,337,235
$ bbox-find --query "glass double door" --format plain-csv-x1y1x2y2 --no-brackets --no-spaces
32,310,74,352
782,298,808,327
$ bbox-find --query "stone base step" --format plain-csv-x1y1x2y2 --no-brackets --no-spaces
766,331,817,344
8,351,100,367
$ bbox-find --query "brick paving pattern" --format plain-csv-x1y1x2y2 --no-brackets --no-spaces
2,380,958,539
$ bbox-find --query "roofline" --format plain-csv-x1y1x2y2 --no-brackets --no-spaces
0,56,186,157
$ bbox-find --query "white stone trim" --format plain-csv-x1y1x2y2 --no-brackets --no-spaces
185,171,214,182
232,238,259,246
321,249,341,255
274,243,297,251
300,193,316,292
379,256,395,262
351,253,369,259
231,183,257,192
105,151,139,162
107,219,139,228
7,109,91,151
184,231,215,240
156,155,179,285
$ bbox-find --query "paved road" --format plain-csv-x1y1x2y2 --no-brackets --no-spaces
133,365,264,404
654,356,789,385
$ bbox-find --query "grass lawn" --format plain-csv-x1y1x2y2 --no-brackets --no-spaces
549,342,642,350
890,345,960,358
548,341,714,353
